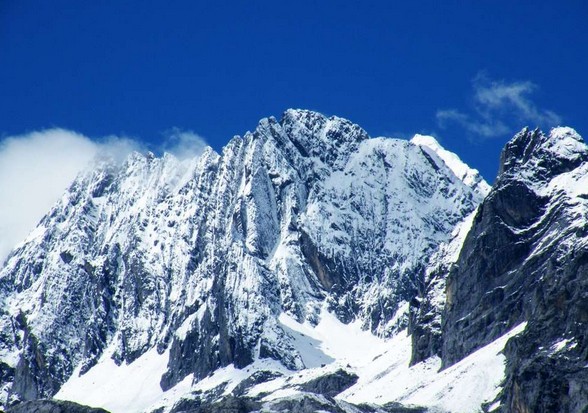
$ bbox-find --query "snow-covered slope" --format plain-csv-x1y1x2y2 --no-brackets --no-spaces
340,322,527,413
0,109,487,411
53,309,527,413
411,134,490,195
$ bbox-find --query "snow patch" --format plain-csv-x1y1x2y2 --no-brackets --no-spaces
546,127,586,160
339,322,527,413
550,338,577,354
279,308,389,368
55,346,190,413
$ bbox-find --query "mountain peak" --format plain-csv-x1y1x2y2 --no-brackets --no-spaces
545,126,586,158
498,126,588,179
281,108,328,124
411,134,490,196
262,109,370,170
0,109,494,411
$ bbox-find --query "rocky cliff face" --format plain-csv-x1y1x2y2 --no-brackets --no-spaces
440,126,588,411
0,109,485,408
407,134,489,366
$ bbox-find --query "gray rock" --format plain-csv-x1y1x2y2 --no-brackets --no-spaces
6,399,109,413
297,369,358,398
168,395,260,413
267,394,347,413
441,127,588,411
231,370,283,397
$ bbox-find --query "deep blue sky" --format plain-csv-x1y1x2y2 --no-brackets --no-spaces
1,1,587,181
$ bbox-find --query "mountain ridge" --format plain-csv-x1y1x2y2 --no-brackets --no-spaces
2,110,586,412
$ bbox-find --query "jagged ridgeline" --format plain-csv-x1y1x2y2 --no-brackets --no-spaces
0,109,486,407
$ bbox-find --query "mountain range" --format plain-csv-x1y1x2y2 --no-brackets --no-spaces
1,109,586,412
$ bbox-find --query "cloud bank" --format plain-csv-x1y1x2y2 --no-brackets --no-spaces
0,129,137,263
162,128,208,160
437,74,562,139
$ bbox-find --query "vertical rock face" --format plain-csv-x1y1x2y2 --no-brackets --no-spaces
440,127,588,411
408,209,478,365
0,109,484,405
408,134,489,365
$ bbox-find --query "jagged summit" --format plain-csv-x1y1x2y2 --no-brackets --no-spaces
498,126,588,178
273,108,369,170
279,108,369,145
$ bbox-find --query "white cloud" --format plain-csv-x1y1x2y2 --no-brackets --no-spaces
162,128,208,160
0,129,138,263
436,74,562,139
436,109,510,138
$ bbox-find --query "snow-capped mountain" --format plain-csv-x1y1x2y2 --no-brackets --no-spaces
3,110,587,413
0,109,487,411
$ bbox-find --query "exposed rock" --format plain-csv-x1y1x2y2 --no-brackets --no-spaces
231,370,283,397
166,393,427,413
297,369,358,398
169,395,260,413
263,394,427,413
440,127,588,411
6,399,109,413
409,210,479,365
266,394,347,413
380,402,428,413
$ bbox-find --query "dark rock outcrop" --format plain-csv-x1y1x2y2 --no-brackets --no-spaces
409,265,446,365
440,127,588,411
167,393,427,413
168,395,260,413
297,369,358,397
6,399,109,413
264,394,427,413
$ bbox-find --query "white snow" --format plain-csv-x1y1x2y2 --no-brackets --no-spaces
174,307,206,340
279,308,389,368
550,338,577,354
244,309,393,401
191,364,250,394
339,322,527,413
0,342,19,370
545,127,585,160
488,400,502,412
55,345,191,413
411,134,490,195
